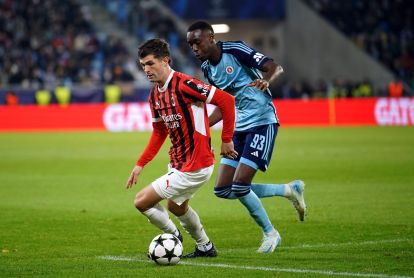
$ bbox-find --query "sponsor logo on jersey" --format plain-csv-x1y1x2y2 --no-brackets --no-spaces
197,83,209,96
250,151,259,157
162,113,182,122
162,113,182,129
226,66,234,74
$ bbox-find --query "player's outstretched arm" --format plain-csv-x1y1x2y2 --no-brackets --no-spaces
209,88,238,158
209,89,235,141
126,165,143,189
126,122,168,189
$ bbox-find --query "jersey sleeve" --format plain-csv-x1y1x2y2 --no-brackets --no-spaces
136,121,168,167
222,41,272,70
148,90,162,123
179,77,217,103
208,88,235,143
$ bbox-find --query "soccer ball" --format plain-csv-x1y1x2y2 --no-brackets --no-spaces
148,233,183,265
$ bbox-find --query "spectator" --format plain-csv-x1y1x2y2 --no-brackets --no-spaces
388,79,404,97
5,91,19,105
304,0,414,87
0,0,132,88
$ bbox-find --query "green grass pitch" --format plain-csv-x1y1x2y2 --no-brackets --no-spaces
1,127,413,277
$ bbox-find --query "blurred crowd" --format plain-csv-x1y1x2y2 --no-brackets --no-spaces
97,0,200,77
0,0,411,105
0,0,133,90
272,79,376,99
304,0,414,88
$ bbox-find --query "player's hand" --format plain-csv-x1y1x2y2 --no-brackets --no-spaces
220,141,238,160
247,79,270,91
126,165,143,189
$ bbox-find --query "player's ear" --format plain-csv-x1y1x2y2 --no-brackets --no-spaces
208,32,215,42
162,56,170,65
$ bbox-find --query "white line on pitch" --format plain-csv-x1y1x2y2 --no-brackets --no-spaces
281,238,413,249
98,255,413,278
218,238,413,253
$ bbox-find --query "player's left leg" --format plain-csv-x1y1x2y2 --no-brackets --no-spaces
243,123,307,221
162,166,216,258
134,185,181,240
232,162,281,253
168,200,217,258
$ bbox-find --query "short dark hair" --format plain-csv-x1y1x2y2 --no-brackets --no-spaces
138,38,171,63
187,21,214,34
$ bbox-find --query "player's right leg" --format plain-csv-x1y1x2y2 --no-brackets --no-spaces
134,185,181,240
168,200,217,258
286,180,306,221
213,163,238,199
213,130,242,199
250,181,307,221
238,123,307,221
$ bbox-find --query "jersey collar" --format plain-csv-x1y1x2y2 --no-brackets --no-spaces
158,69,175,92
209,41,223,66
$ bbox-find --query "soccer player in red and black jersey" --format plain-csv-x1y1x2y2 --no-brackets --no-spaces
126,39,237,258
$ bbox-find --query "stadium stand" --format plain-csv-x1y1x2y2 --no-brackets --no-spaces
0,0,133,89
0,0,411,105
303,0,414,90
95,0,200,77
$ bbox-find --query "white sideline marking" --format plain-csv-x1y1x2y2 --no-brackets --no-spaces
217,238,413,253
281,238,412,249
98,255,413,278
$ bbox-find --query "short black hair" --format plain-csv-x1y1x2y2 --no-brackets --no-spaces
138,38,171,63
187,21,214,34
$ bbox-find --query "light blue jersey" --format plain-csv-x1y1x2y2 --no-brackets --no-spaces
201,41,279,131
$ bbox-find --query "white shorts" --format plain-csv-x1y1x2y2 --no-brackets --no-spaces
151,165,214,206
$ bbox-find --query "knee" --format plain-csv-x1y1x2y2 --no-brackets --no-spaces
232,181,251,197
214,185,233,199
134,195,147,212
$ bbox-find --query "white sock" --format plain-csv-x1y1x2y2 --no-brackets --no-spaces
177,206,210,248
142,203,178,234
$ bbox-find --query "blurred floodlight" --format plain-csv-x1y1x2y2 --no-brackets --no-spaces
212,24,230,33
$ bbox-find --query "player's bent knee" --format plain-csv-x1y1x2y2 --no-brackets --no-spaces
232,182,251,197
214,185,233,199
134,196,149,212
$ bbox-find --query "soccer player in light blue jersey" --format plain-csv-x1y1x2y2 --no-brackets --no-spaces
187,21,307,253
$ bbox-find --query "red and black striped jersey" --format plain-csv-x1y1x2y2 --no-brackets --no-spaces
148,70,217,171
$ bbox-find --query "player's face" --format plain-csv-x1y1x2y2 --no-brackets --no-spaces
139,55,170,84
187,29,214,61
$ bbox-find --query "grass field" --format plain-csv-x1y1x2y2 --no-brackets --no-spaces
1,127,414,277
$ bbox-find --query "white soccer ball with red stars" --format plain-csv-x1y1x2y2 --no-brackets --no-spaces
148,233,183,265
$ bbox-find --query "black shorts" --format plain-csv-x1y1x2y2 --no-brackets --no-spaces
221,123,278,172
